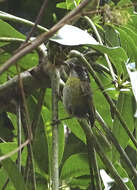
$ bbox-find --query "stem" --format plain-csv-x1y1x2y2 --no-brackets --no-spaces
51,66,60,190
92,148,102,190
0,0,90,75
96,111,137,180
17,104,22,172
0,11,48,32
79,120,102,190
80,120,129,190
84,16,117,87
25,0,49,42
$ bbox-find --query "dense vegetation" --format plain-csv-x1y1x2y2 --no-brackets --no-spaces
0,0,137,189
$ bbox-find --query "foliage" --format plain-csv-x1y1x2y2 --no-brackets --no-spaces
0,0,136,190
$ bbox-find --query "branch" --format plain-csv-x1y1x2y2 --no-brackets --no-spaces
79,120,129,190
0,11,48,33
0,61,50,112
0,0,90,75
84,16,118,87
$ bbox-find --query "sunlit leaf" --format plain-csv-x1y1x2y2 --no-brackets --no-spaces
51,24,99,46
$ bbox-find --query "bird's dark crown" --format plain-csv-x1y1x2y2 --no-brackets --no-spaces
69,63,90,82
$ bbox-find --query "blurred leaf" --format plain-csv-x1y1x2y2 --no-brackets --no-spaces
27,96,49,173
69,176,90,189
112,91,134,161
63,118,86,143
0,142,17,161
94,130,112,153
114,162,136,190
90,45,128,77
114,26,137,62
91,76,113,126
127,15,137,33
104,25,120,47
56,2,67,9
60,153,90,179
58,123,65,165
62,133,87,165
0,112,14,142
125,145,137,171
0,19,25,39
126,61,137,117
0,167,8,189
0,43,38,84
0,153,27,190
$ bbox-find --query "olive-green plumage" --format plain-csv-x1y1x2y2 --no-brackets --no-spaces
63,64,95,126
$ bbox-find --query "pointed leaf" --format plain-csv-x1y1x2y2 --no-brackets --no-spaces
112,91,134,161
51,24,99,46
0,19,25,39
60,153,89,179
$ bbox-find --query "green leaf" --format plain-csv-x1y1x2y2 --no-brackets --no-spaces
0,19,25,39
112,91,134,161
128,15,137,33
91,76,113,126
115,26,137,63
69,176,90,189
56,2,67,9
0,142,17,161
27,96,49,173
90,44,128,77
63,118,86,144
0,152,27,190
0,43,38,84
0,112,14,142
104,25,120,47
60,153,90,179
114,162,136,190
58,123,65,165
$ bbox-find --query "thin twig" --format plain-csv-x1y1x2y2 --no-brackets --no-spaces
79,120,102,190
0,0,90,75
92,148,102,190
2,178,10,190
17,103,22,172
25,0,49,42
0,11,48,32
79,120,129,190
0,139,30,162
86,137,95,189
96,111,137,180
17,65,36,189
84,16,117,87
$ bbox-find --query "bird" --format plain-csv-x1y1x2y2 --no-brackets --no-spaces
63,62,95,127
